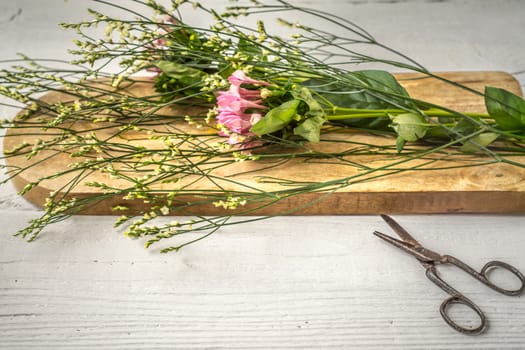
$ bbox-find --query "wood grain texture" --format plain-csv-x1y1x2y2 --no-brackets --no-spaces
2,1,525,349
4,72,525,215
1,214,525,349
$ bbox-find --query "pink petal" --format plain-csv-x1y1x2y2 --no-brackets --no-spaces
228,70,271,87
217,93,266,114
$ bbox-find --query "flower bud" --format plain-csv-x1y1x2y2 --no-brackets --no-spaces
260,88,272,99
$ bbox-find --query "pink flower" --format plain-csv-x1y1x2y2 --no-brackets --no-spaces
215,71,271,149
216,109,252,134
228,70,271,88
154,38,168,47
230,85,263,100
157,15,178,25
217,92,266,114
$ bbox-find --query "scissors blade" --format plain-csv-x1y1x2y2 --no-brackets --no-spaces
373,230,434,263
380,214,419,247
373,230,415,250
376,215,444,263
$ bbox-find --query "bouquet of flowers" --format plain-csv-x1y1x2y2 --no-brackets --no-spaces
1,0,524,252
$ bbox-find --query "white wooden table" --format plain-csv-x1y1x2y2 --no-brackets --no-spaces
1,1,524,349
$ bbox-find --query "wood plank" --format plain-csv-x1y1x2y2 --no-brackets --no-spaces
3,71,525,214
1,213,525,349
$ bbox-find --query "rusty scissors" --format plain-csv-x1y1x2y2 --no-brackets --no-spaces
374,215,525,335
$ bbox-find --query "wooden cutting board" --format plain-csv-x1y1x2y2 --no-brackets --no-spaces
3,71,525,215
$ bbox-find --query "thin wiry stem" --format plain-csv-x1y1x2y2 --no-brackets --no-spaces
1,0,524,252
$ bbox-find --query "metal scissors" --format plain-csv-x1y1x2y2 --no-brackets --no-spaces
374,214,525,335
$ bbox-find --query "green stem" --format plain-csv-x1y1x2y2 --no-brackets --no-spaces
327,107,490,121
424,108,490,119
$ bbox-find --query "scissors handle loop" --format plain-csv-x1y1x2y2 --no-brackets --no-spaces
480,260,525,295
425,266,487,334
440,295,486,335
444,255,525,296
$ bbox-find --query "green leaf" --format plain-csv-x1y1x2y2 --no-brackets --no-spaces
351,70,413,104
305,70,415,131
311,70,414,110
154,60,207,87
293,115,326,142
453,117,479,135
250,99,301,136
485,86,525,130
460,132,499,153
390,113,427,142
395,136,406,152
292,87,324,118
